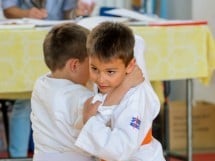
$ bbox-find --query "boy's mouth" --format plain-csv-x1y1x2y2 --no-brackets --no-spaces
98,85,110,93
98,85,108,90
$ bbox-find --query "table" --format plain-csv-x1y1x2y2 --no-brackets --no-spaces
0,25,215,161
0,25,214,98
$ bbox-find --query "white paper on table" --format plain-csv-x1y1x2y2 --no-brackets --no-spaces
0,19,35,29
0,18,76,28
22,18,76,27
0,24,35,29
77,16,129,30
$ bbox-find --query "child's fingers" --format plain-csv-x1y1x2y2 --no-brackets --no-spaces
93,100,102,109
83,99,101,123
84,97,93,108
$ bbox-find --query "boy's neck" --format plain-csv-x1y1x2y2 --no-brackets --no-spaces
50,70,87,86
50,69,68,80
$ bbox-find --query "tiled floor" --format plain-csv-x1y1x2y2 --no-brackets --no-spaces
169,153,215,161
0,151,33,160
165,149,215,161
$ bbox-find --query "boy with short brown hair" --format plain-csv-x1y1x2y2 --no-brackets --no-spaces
76,22,165,161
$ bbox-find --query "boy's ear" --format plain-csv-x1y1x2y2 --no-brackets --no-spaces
126,58,136,74
67,58,80,72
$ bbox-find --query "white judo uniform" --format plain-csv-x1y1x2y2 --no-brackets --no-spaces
75,35,166,161
31,75,95,161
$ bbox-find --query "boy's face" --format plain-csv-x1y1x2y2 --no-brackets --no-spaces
89,56,132,94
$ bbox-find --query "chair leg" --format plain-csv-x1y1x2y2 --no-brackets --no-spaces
0,100,14,146
1,100,9,145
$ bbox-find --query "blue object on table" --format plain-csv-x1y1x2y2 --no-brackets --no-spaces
99,7,120,17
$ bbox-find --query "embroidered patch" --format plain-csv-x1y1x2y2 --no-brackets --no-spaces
130,116,141,129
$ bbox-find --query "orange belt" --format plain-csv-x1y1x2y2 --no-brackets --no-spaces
141,127,153,145
101,128,152,161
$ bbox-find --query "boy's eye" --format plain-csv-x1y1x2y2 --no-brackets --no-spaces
91,66,98,72
107,70,115,75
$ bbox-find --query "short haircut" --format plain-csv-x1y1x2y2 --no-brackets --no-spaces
43,23,90,72
87,22,135,67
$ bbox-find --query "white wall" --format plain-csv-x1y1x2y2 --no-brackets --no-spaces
192,0,215,104
192,0,215,36
166,0,191,19
0,0,5,20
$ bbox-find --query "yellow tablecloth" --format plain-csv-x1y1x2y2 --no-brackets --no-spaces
0,25,215,99
131,25,215,82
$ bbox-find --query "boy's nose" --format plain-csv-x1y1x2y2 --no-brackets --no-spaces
97,74,105,84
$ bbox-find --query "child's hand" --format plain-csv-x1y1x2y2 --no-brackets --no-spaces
76,0,95,16
123,65,144,89
83,97,101,124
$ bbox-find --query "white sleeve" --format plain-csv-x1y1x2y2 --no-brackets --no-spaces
75,86,158,161
134,35,151,86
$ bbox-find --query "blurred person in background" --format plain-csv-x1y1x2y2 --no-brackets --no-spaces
1,0,95,158
2,0,95,19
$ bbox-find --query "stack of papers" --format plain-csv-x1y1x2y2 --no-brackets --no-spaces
0,19,35,29
22,18,76,27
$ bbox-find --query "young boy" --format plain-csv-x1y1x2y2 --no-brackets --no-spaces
75,22,166,161
30,23,143,161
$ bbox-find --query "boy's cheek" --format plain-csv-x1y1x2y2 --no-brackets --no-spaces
89,74,97,83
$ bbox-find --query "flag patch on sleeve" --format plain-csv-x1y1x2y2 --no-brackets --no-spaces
130,116,141,129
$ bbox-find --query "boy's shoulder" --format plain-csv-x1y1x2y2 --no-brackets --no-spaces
127,82,145,94
124,82,157,100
